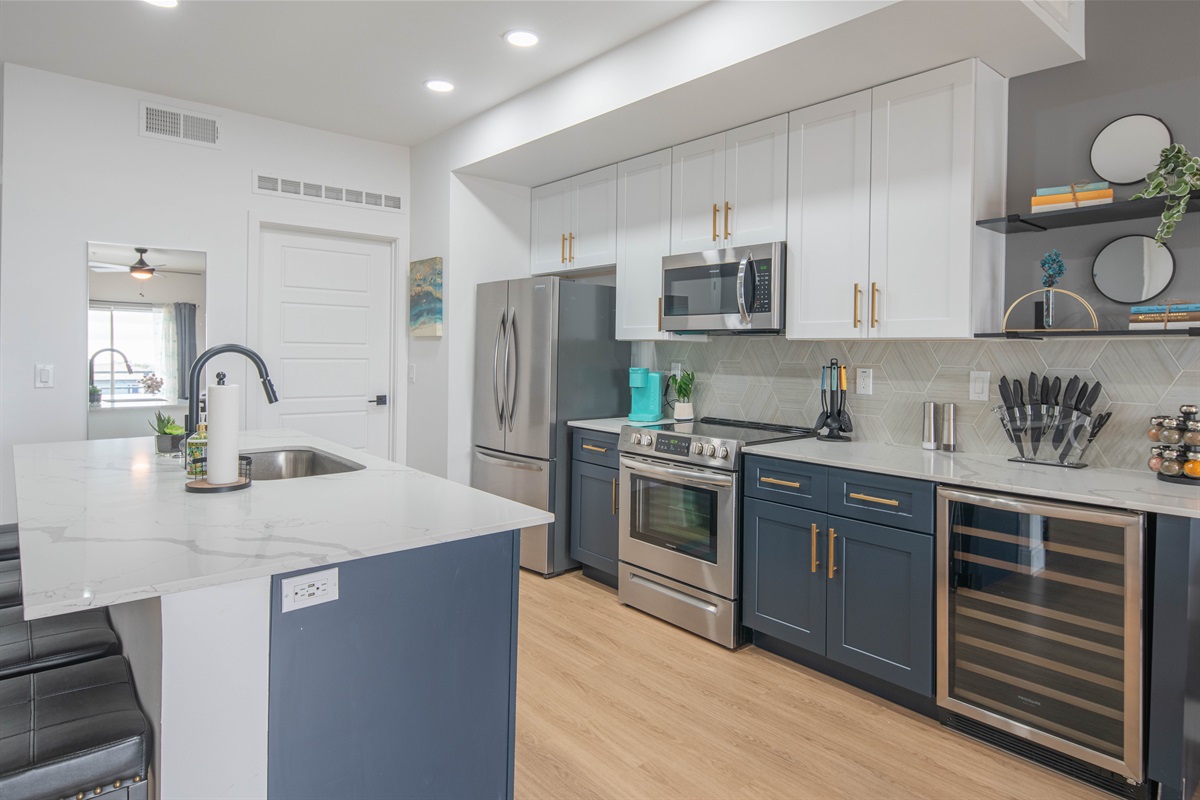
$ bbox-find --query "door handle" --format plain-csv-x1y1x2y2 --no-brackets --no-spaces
561,233,567,264
735,255,751,323
505,307,517,432
582,444,608,453
367,395,388,406
828,529,837,580
810,523,820,573
724,201,731,239
853,283,861,329
871,282,879,329
474,449,544,471
493,310,506,430
611,478,618,515
712,203,719,241
568,232,575,262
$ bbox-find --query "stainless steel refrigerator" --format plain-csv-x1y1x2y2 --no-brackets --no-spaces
471,277,630,576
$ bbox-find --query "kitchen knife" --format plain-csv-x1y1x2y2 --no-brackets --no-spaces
1028,372,1043,457
1072,410,1109,464
1075,381,1089,411
1078,381,1103,416
1054,376,1080,450
1012,378,1025,433
997,377,1025,458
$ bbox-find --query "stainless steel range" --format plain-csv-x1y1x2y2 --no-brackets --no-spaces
617,417,816,648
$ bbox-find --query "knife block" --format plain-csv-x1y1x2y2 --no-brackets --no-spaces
993,405,1093,469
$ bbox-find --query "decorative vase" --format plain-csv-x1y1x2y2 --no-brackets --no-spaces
674,401,694,422
1043,288,1055,328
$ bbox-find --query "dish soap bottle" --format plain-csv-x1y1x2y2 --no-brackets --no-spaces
186,422,208,479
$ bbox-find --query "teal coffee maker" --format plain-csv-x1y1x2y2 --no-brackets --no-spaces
628,368,665,422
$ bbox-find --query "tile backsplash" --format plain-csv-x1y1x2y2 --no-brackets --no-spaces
651,337,1199,471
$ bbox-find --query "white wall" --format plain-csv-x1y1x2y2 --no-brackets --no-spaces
0,65,410,524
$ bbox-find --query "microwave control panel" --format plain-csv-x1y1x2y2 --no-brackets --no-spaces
752,260,772,313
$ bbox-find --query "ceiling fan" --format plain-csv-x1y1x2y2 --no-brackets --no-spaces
88,247,200,279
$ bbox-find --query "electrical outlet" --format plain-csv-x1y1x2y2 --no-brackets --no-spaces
281,567,339,613
671,362,683,380
856,368,872,395
969,371,990,401
35,364,54,388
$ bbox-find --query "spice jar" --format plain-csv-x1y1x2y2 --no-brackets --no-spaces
1160,419,1184,445
1160,453,1184,477
1184,421,1200,447
1185,450,1200,479
1148,417,1164,442
1148,447,1164,473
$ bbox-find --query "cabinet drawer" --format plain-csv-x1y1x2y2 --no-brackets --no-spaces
827,468,934,534
572,430,620,469
744,456,827,511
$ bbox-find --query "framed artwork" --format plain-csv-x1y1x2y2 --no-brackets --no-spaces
409,257,443,338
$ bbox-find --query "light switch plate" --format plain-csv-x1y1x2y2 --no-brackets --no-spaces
281,567,339,613
969,371,990,401
408,364,417,384
35,364,54,388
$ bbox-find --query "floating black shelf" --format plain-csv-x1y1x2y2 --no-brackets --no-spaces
976,328,1199,340
975,190,1200,234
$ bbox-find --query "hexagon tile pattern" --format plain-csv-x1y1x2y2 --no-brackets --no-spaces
654,336,1194,473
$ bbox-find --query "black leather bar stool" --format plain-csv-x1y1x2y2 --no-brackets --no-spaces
0,605,119,680
0,560,20,609
0,529,18,562
0,655,150,800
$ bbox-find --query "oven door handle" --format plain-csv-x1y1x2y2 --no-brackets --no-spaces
620,457,734,489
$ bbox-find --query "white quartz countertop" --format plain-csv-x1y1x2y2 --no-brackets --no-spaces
568,417,664,434
13,430,554,620
567,418,1199,519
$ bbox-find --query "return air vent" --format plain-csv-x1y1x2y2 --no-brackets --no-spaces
140,101,220,149
252,171,403,214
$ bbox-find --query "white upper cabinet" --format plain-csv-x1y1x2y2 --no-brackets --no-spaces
786,59,1006,339
615,149,672,341
671,115,787,255
786,91,872,340
530,165,617,275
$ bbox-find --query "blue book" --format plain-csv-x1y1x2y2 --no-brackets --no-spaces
1130,303,1200,313
1035,181,1109,196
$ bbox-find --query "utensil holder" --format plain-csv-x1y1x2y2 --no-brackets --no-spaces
993,405,1093,469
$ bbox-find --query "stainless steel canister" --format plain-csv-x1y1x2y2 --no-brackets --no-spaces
922,401,939,450
942,403,957,452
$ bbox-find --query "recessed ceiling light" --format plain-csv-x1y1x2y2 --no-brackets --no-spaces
142,0,178,7
504,30,539,48
424,79,455,93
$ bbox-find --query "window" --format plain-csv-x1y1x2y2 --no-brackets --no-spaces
88,303,169,402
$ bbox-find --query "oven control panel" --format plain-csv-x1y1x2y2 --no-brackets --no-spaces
620,426,736,467
653,435,692,457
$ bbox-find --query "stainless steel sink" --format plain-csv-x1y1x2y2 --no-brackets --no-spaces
241,447,365,481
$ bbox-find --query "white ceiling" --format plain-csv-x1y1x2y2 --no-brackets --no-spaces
0,0,703,147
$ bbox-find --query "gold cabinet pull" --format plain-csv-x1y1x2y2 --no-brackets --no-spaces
568,232,575,262
760,476,800,489
582,444,608,453
561,233,567,264
611,478,618,515
712,203,719,241
724,201,732,239
853,283,861,328
810,523,820,574
871,282,879,328
828,529,837,580
849,491,900,507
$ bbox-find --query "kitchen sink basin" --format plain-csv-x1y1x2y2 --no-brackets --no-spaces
241,447,365,481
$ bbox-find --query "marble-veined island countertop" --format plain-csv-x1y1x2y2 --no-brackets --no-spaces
13,429,553,620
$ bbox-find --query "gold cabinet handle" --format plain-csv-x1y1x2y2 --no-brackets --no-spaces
582,444,608,453
724,201,731,239
611,478,618,515
712,203,719,241
561,234,567,264
828,529,837,580
760,476,800,489
810,523,820,574
853,283,861,329
849,491,900,507
568,232,575,262
871,282,879,328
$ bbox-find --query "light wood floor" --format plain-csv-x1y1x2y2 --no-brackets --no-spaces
514,570,1108,800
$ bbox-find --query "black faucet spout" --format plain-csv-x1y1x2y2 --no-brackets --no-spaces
186,344,279,434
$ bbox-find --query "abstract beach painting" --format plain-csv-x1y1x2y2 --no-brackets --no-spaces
409,257,443,338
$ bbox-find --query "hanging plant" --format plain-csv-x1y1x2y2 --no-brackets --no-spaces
1131,143,1200,245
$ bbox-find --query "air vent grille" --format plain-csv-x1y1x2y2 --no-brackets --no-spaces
140,101,220,149
252,171,403,214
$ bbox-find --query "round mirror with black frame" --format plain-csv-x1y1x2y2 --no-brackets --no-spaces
1091,234,1174,304
1090,114,1172,185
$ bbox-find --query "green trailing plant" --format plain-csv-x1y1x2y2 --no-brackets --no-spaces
669,370,695,403
149,411,184,436
1131,143,1200,245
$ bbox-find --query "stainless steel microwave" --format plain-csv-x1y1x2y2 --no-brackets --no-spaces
661,241,785,334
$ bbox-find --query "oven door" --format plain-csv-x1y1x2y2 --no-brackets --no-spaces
660,241,784,333
618,455,737,599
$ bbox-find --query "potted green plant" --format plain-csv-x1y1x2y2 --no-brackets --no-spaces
669,370,695,421
88,385,102,405
1131,143,1200,245
149,411,186,455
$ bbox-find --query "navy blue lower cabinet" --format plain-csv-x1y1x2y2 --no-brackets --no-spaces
570,459,619,576
742,498,827,654
825,516,934,695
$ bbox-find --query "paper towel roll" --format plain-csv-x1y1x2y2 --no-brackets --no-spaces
206,383,240,485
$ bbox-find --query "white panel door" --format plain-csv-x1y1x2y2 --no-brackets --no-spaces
570,164,617,269
870,60,975,338
530,178,571,275
257,228,393,457
671,132,725,254
725,114,788,248
787,92,872,340
616,149,672,341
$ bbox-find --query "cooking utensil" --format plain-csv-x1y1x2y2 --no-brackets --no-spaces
815,366,829,429
829,359,840,423
1079,381,1103,416
837,365,853,432
1029,373,1044,457
1054,376,1081,449
997,377,1025,458
1012,378,1026,434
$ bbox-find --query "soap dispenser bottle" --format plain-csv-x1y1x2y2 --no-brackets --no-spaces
186,422,208,478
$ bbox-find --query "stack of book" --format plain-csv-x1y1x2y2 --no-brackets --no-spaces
1129,303,1200,330
1031,181,1113,213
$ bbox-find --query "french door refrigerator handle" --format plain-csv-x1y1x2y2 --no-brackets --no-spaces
474,449,544,471
493,310,506,430
505,307,518,432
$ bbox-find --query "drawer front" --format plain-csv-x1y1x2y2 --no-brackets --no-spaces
827,468,934,534
744,456,828,511
573,430,620,469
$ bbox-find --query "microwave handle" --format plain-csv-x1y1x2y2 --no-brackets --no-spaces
736,254,752,323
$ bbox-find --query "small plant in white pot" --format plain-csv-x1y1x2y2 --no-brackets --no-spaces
669,370,695,421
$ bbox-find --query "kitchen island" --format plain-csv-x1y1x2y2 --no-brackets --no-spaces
13,430,553,800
